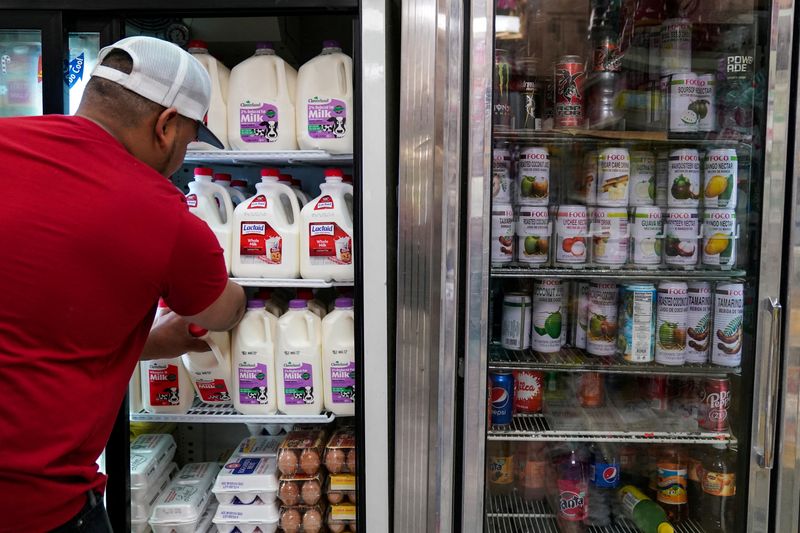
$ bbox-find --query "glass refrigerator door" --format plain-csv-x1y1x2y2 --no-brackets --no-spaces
0,30,42,116
460,0,793,531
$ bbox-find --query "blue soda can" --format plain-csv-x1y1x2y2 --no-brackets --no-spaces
490,371,514,426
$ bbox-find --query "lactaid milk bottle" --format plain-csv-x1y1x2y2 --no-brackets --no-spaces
186,167,234,273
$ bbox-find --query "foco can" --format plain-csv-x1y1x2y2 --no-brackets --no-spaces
516,206,550,265
698,378,731,431
489,371,514,426
703,149,738,209
586,281,619,357
555,55,585,128
668,148,701,206
555,205,589,265
492,145,513,203
655,281,688,365
685,282,712,364
596,147,631,207
712,283,744,367
629,150,656,206
531,278,563,353
618,284,656,363
695,73,716,132
578,150,598,205
517,146,550,205
591,207,629,267
668,72,700,133
702,209,737,268
655,150,669,206
665,208,699,268
513,370,544,413
491,203,514,265
501,292,532,350
573,282,590,349
660,18,692,76
630,206,663,266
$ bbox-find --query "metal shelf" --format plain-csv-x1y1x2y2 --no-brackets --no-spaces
486,514,706,533
487,414,735,445
491,266,747,280
492,128,751,147
485,492,552,518
231,277,354,288
130,402,336,424
184,150,353,166
489,345,740,377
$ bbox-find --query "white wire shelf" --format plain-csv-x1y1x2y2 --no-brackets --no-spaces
486,514,706,533
485,492,552,518
491,266,747,280
230,277,354,288
492,127,752,147
130,402,336,424
184,150,353,165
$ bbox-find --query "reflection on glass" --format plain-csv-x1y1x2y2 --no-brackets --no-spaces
66,33,100,115
0,30,42,117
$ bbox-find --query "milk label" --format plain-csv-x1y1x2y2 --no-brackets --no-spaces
307,97,347,138
149,363,181,406
237,363,270,405
195,378,231,403
308,222,352,265
239,101,279,143
329,360,356,403
282,362,316,405
240,221,283,265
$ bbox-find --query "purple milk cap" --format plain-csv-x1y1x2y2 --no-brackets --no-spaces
335,297,354,309
323,40,341,49
247,299,265,309
289,299,308,309
256,42,274,50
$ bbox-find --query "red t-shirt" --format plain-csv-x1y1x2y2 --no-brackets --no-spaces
0,115,228,530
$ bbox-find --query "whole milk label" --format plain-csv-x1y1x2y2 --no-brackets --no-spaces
238,362,270,405
240,221,283,265
307,97,347,139
239,102,279,143
308,222,352,265
330,360,356,403
283,362,315,405
148,363,181,406
196,379,230,403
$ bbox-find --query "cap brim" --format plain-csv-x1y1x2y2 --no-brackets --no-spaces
197,121,225,149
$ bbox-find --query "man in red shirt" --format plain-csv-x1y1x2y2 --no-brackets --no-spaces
0,37,245,531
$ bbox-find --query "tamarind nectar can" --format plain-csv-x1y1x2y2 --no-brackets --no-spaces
712,283,744,367
685,282,712,364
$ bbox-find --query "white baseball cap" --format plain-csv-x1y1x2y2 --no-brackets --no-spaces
90,36,224,149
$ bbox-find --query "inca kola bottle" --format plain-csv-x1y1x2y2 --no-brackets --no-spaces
186,167,234,273
187,40,230,150
232,299,279,415
277,299,323,415
322,297,355,416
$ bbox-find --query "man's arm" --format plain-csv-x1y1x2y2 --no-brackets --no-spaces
183,279,246,332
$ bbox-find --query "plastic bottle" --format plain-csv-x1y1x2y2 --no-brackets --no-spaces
291,178,310,205
231,168,301,279
227,42,297,151
186,167,234,273
280,173,310,205
687,445,706,522
487,441,515,496
232,179,251,198
129,362,142,414
296,288,327,318
276,299,323,414
214,173,247,206
300,168,355,281
187,40,230,150
321,297,355,416
701,443,736,532
296,40,353,153
254,288,285,317
656,445,688,523
232,299,279,415
556,445,589,533
587,443,620,527
619,485,675,533
182,326,233,405
515,442,547,501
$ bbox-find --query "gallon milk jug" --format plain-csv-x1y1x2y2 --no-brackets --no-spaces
255,288,286,317
227,42,297,151
214,173,247,207
232,299,279,415
187,40,230,150
300,168,355,281
279,173,310,206
276,299,323,415
129,362,142,414
322,297,355,416
296,288,327,318
291,178,310,205
232,179,252,197
187,167,234,273
232,168,301,278
182,326,233,405
296,41,353,154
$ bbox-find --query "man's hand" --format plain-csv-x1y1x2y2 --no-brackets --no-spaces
141,311,210,360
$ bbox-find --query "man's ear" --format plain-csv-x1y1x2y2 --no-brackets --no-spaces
154,107,180,148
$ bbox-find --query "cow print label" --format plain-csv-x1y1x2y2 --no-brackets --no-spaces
282,362,316,405
239,101,279,143
330,360,355,404
237,362,270,405
307,97,347,139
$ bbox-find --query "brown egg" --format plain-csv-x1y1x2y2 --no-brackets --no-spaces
328,523,345,533
302,509,323,533
347,491,357,503
281,508,301,533
325,448,346,474
327,490,343,504
279,480,300,506
300,448,321,475
346,449,357,472
301,479,322,505
278,449,298,475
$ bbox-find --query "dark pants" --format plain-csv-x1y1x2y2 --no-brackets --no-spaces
49,492,113,533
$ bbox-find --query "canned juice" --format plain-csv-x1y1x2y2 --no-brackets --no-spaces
668,148,700,206
516,206,551,265
668,73,700,133
501,292,532,350
629,150,656,206
592,207,629,267
555,55,586,128
695,73,716,132
618,284,656,363
579,150,598,205
597,147,631,207
630,206,663,267
517,147,550,205
712,283,744,367
560,282,570,347
514,370,544,413
685,282,712,364
555,205,589,266
703,149,738,209
655,150,669,206
702,209,737,268
655,281,688,366
573,282,590,349
661,19,692,76
586,282,619,357
491,203,514,265
531,279,563,353
665,208,699,268
579,373,605,407
492,145,512,203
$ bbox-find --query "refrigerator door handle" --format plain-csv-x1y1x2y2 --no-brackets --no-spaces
759,297,782,469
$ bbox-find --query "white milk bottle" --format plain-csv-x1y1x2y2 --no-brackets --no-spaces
255,288,286,317
187,40,230,150
231,168,301,278
279,173,310,206
296,288,327,318
291,177,310,205
227,42,297,151
187,167,234,273
276,299,323,415
214,173,247,206
300,168,355,281
232,299,279,415
232,179,252,197
322,297,355,416
182,326,233,405
296,41,354,154
129,362,142,414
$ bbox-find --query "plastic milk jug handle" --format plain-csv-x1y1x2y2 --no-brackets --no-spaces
304,314,318,346
276,61,288,101
187,324,226,366
207,181,235,225
338,58,351,96
276,182,301,226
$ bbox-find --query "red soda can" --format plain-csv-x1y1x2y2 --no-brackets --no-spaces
698,378,731,431
514,370,544,413
579,372,604,407
647,376,669,411
555,55,586,128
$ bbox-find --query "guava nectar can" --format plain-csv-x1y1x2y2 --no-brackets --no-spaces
516,206,551,265
531,278,563,353
685,282,712,364
618,284,656,363
712,283,744,367
655,281,688,366
703,149,738,209
517,146,550,206
630,206,663,266
586,281,619,357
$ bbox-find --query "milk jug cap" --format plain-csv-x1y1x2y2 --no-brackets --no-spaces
324,168,344,182
278,173,293,183
260,168,280,182
214,173,232,183
335,297,354,309
188,40,209,52
296,289,314,300
194,167,214,177
247,299,266,309
322,40,341,50
255,42,276,55
231,179,248,188
288,299,308,310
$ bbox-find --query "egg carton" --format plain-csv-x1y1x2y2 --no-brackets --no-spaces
325,475,356,505
130,434,177,490
213,455,279,505
149,463,220,533
326,503,357,533
278,472,325,506
278,503,327,533
234,436,283,458
277,429,327,477
212,499,279,533
132,463,177,521
323,428,356,475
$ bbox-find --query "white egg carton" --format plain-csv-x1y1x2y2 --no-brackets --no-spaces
213,455,279,505
130,434,177,491
132,463,177,521
234,436,283,458
196,501,218,533
174,462,221,487
212,500,280,533
149,463,220,533
131,517,151,533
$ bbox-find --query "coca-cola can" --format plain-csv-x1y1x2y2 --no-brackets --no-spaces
513,370,544,413
698,378,731,431
555,55,585,128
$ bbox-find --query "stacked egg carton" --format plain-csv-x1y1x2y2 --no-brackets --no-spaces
276,429,328,533
130,434,177,533
149,462,220,533
323,428,357,533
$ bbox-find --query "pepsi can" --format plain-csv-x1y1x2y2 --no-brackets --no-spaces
490,371,514,426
